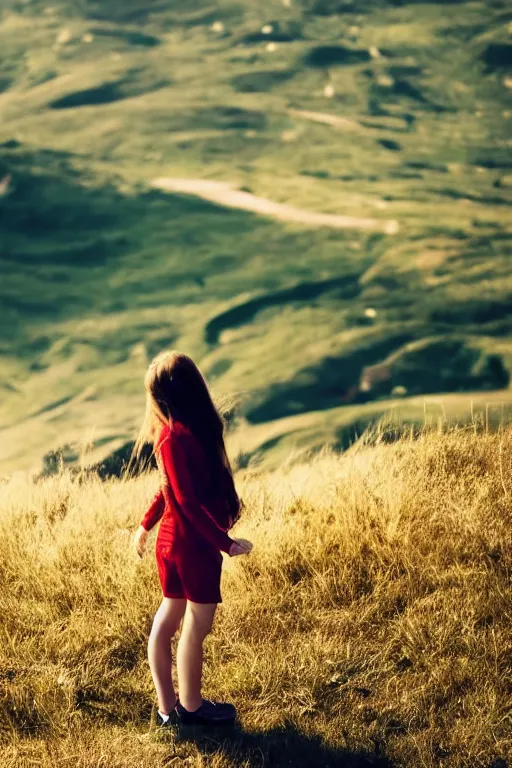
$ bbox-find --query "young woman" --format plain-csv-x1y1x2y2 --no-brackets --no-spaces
132,351,253,728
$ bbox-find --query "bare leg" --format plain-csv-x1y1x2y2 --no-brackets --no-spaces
148,597,187,714
176,602,217,712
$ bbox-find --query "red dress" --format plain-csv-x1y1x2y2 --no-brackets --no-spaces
139,420,239,603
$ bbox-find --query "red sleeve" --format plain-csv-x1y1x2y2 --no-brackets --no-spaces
160,430,235,554
140,489,165,532
139,425,168,532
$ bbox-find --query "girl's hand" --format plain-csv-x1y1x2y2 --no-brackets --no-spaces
133,525,149,559
229,538,253,557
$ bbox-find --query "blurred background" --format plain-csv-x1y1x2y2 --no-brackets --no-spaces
0,0,511,476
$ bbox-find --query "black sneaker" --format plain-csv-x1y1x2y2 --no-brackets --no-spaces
155,703,179,728
175,698,236,726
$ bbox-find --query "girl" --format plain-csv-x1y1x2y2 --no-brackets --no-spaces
132,351,253,728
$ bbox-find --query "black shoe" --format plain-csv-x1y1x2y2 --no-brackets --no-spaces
175,698,236,726
155,702,179,728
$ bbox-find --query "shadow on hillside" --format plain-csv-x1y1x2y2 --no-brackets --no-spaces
49,70,168,109
0,143,275,349
204,273,361,345
245,336,510,424
171,720,392,768
245,332,414,423
39,440,156,479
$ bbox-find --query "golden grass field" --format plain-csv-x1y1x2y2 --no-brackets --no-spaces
1,425,511,768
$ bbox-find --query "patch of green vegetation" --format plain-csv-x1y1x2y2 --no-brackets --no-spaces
89,28,161,48
49,70,168,109
231,70,296,93
241,19,303,44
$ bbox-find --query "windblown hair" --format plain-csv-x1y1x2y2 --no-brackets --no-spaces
133,350,235,496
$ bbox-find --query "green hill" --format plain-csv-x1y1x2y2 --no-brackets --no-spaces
1,0,511,473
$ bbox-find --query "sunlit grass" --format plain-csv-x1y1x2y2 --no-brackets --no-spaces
1,425,510,766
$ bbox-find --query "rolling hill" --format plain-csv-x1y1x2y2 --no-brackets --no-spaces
1,0,511,473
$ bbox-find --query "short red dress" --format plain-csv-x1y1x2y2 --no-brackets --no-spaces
139,420,239,604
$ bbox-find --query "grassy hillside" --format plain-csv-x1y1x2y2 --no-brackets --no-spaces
1,0,512,472
1,425,511,767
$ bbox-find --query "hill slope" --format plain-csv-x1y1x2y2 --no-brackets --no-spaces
0,0,511,472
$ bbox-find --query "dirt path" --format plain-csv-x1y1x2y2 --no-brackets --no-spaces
288,108,411,133
151,178,399,234
288,108,365,132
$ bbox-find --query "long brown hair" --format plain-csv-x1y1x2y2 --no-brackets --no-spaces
133,351,233,492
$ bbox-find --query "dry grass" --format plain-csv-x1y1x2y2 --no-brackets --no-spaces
0,426,511,767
